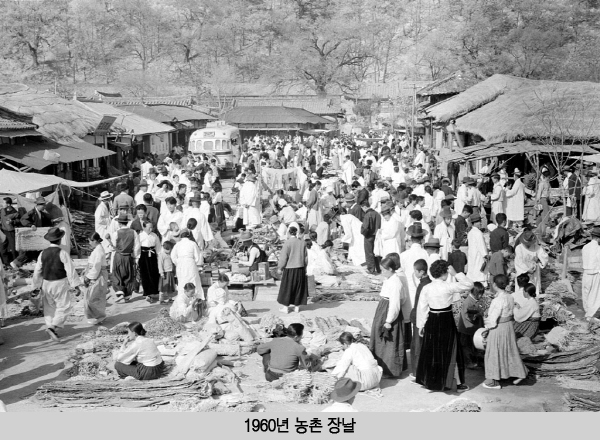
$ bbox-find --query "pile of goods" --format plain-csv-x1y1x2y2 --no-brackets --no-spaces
523,342,600,379
539,280,576,323
33,378,214,408
144,308,187,338
171,394,263,412
563,391,600,412
262,370,338,404
433,398,481,413
71,210,96,256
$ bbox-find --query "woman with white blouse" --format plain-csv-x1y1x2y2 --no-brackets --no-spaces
416,260,473,392
139,221,162,303
513,283,541,339
482,274,528,390
333,332,382,391
82,232,108,325
114,322,165,380
369,257,412,378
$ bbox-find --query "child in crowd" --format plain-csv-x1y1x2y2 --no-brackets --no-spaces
457,281,485,369
447,238,468,274
163,222,181,243
487,245,514,282
158,240,176,304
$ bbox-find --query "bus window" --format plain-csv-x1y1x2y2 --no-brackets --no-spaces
203,140,214,151
223,140,230,150
215,140,222,150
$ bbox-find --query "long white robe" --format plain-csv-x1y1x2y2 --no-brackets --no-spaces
505,178,525,222
433,222,455,260
375,216,402,257
342,160,357,185
583,176,600,222
455,184,468,215
380,158,395,180
514,243,548,293
400,243,429,306
490,183,506,222
94,203,112,253
171,237,204,299
157,209,184,237
182,207,214,245
582,240,600,318
239,181,261,228
340,214,365,266
466,227,487,282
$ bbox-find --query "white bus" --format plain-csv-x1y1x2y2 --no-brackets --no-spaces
188,121,242,177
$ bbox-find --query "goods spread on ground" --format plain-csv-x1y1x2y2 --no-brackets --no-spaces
31,308,372,411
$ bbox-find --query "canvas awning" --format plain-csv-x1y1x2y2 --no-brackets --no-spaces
447,140,598,162
0,169,124,194
0,138,114,170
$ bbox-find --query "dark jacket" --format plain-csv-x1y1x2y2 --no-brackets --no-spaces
410,276,432,325
489,226,509,253
349,203,365,222
454,215,468,245
361,208,381,238
1,206,21,231
20,208,52,228
356,188,369,206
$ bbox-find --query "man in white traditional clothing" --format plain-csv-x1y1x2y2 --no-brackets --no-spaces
433,207,455,260
583,169,600,223
413,147,426,168
505,168,525,227
582,227,600,323
182,196,214,247
239,174,262,229
454,177,469,217
134,181,149,206
376,205,402,257
94,191,113,253
489,173,506,224
342,156,357,185
157,197,184,237
400,223,429,307
514,230,548,293
32,227,82,343
340,214,366,266
466,213,488,284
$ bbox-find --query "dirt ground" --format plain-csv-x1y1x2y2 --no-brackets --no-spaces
0,280,577,413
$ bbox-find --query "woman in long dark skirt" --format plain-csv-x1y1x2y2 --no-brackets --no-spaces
138,221,161,303
277,226,308,314
416,260,473,392
212,182,226,232
369,257,412,378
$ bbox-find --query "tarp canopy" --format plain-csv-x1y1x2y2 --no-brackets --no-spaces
583,153,600,163
0,138,114,170
0,169,124,194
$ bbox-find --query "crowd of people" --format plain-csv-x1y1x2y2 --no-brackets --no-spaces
2,128,600,407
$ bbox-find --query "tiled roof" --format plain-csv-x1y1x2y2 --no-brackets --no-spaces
350,81,432,100
102,96,193,106
224,106,330,125
150,105,215,121
235,97,342,115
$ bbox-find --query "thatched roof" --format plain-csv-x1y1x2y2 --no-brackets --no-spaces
417,71,477,97
422,74,535,123
0,84,100,141
455,79,600,142
223,106,329,125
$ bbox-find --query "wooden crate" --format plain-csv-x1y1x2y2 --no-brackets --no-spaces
15,227,51,252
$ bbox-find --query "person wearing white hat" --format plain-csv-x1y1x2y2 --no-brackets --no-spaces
94,191,113,254
505,168,525,227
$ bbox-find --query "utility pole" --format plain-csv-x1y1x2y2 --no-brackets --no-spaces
411,83,416,156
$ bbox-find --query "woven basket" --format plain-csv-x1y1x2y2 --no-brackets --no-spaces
16,227,51,251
